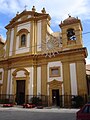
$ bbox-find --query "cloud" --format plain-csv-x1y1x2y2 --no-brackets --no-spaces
0,23,7,38
0,0,90,19
0,0,90,32
0,0,37,15
0,0,90,63
0,0,90,31
0,24,6,33
86,59,90,65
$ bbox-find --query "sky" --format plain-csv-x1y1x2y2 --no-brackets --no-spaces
0,0,90,64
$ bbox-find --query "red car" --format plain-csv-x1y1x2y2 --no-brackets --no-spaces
76,103,90,120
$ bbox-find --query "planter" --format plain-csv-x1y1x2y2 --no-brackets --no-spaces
23,103,35,108
37,106,43,109
3,104,14,107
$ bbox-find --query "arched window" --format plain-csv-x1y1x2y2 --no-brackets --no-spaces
21,34,26,47
67,28,76,40
17,29,29,48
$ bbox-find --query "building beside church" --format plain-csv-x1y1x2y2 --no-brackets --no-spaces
0,6,88,107
86,64,90,96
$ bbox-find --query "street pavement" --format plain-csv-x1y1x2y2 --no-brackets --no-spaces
0,106,79,112
0,105,79,120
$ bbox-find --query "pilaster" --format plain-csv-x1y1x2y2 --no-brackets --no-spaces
62,61,71,95
41,63,47,95
41,19,47,46
31,21,35,54
33,59,37,95
6,29,11,58
12,26,17,56
2,68,8,94
76,60,87,95
34,21,37,54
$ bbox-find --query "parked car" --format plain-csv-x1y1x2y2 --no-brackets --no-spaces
76,103,90,120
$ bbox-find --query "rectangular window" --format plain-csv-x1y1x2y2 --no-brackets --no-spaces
0,72,2,80
49,67,60,77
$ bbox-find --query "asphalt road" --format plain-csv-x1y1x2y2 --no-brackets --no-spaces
0,107,78,120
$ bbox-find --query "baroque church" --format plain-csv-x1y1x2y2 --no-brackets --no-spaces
0,6,88,107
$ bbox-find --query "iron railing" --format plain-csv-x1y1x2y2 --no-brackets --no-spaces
0,94,14,104
0,94,88,108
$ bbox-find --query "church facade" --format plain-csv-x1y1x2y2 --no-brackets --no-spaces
0,6,88,107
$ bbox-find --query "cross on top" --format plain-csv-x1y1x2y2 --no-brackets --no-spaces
24,5,27,11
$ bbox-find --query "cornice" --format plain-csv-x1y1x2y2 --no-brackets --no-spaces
60,47,87,57
0,47,87,64
5,11,51,29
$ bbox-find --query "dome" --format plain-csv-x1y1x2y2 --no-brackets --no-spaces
59,15,81,27
63,15,79,24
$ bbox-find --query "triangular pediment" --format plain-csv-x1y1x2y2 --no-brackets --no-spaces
5,10,51,29
48,79,63,86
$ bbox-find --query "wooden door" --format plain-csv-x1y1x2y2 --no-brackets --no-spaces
16,80,25,105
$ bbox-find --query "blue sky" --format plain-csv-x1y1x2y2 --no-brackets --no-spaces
0,0,90,64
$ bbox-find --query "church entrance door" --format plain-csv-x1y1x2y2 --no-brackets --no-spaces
52,89,60,106
16,80,25,105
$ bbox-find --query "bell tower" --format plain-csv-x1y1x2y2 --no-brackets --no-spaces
59,15,83,49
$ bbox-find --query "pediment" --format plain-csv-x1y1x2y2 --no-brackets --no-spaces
5,10,50,29
48,79,63,86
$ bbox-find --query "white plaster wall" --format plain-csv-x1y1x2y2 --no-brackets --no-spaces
37,21,41,51
15,32,30,54
0,68,4,84
70,63,77,95
16,71,26,77
10,69,15,94
47,24,53,34
9,67,34,95
37,67,41,95
28,15,31,18
17,22,30,32
15,22,31,54
26,67,33,95
7,70,12,94
4,43,7,57
47,61,63,82
16,36,19,51
6,69,15,95
9,28,14,56
18,18,21,22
